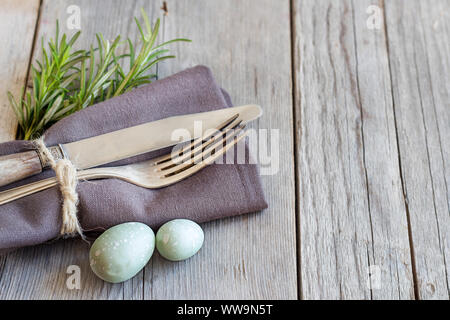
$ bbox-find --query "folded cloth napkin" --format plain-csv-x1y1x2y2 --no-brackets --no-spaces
0,65,267,254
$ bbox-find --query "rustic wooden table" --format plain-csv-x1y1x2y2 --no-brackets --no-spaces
0,0,448,300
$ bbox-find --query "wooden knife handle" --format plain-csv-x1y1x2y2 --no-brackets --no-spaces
0,151,43,187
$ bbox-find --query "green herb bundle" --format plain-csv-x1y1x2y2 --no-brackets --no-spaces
8,9,190,140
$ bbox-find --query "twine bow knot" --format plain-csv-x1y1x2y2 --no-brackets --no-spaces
34,138,83,238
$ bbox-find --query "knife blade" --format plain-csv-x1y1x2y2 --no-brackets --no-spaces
0,104,262,187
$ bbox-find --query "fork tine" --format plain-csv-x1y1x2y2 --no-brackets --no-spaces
152,113,242,165
155,129,248,187
156,122,244,171
159,125,246,177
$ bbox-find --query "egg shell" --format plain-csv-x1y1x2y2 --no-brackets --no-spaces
156,219,204,261
89,222,155,283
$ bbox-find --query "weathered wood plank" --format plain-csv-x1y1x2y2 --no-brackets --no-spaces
384,0,450,299
292,0,414,299
149,0,297,299
0,0,40,298
0,0,297,300
0,0,161,300
0,0,40,142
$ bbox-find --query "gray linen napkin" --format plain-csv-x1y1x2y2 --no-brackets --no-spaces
0,65,267,254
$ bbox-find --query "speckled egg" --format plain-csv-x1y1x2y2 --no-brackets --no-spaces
156,219,204,261
89,222,155,283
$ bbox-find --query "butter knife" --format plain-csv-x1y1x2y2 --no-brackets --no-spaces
0,104,262,187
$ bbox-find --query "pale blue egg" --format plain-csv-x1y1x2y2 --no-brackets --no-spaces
89,222,155,283
156,219,204,261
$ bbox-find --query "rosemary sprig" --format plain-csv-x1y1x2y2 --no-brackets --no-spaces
8,9,190,140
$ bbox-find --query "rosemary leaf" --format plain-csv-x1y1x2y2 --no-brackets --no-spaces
9,10,191,140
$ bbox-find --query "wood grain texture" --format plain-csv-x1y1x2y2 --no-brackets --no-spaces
0,151,42,188
0,0,161,300
292,0,414,299
0,0,40,142
1,0,448,300
147,0,297,299
384,0,450,299
0,0,297,299
0,0,40,299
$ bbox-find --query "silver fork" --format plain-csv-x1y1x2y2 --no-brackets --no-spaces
0,115,247,205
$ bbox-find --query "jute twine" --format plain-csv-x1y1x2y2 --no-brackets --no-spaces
34,138,83,238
